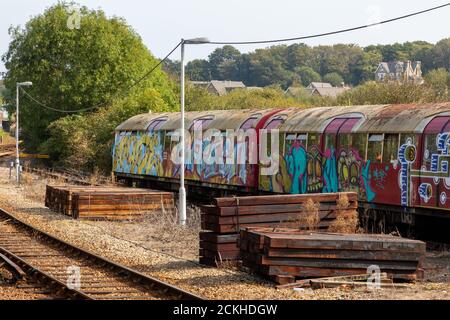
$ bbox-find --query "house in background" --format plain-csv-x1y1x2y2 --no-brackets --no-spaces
374,61,423,83
306,82,333,93
285,82,350,98
310,86,350,98
191,80,246,96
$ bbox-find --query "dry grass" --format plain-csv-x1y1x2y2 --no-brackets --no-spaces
298,198,321,231
336,193,350,210
21,173,47,203
328,194,359,234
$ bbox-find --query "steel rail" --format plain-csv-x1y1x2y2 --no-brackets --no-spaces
0,207,204,300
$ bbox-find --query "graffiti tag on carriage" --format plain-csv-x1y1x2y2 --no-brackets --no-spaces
408,132,450,206
307,147,323,193
418,183,432,203
337,149,362,191
398,138,416,207
112,131,164,176
372,168,388,189
170,128,280,176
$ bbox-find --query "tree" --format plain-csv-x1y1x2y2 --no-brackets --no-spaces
323,72,344,87
425,68,450,97
431,38,450,71
186,59,210,81
296,66,321,87
208,45,241,80
352,49,383,83
2,2,176,151
163,58,181,78
247,49,293,88
43,86,174,171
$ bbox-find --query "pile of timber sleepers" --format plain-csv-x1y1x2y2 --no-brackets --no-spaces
199,192,358,267
45,185,175,220
239,227,426,284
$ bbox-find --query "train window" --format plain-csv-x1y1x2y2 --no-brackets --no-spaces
400,133,416,146
352,134,367,160
286,133,297,141
423,134,438,166
285,133,307,153
338,133,351,150
367,134,383,163
190,116,214,131
382,134,399,163
308,134,320,149
240,116,258,130
147,118,168,131
265,116,285,130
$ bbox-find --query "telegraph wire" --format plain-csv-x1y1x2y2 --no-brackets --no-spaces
208,3,450,45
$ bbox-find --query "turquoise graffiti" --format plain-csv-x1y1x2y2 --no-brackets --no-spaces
285,141,308,194
361,161,376,202
323,147,338,193
262,143,377,202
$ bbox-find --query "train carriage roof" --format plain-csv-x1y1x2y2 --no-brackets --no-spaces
277,103,450,133
115,112,169,131
116,103,450,134
116,109,279,132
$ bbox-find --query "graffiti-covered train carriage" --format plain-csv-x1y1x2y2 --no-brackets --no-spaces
112,103,450,235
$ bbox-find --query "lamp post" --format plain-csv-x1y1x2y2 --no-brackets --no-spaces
179,37,209,226
15,81,33,185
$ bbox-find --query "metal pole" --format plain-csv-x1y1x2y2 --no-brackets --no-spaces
15,84,20,186
179,40,187,226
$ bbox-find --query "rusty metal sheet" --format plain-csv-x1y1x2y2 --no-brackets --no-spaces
278,103,450,133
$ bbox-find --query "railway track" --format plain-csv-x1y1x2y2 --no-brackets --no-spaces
0,207,203,300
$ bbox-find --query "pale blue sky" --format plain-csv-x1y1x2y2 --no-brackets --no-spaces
0,0,449,73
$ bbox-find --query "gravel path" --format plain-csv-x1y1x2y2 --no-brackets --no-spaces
0,168,449,300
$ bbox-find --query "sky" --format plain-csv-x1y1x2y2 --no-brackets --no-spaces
0,0,449,73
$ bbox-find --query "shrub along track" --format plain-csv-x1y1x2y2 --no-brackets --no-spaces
0,207,203,300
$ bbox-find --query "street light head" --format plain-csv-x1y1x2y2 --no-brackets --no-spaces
17,81,33,87
184,37,210,44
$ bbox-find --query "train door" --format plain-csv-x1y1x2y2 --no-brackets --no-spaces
419,116,450,209
322,118,361,193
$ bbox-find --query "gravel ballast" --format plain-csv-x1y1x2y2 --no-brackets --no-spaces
0,168,449,300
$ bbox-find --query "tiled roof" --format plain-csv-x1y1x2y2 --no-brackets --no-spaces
209,80,246,96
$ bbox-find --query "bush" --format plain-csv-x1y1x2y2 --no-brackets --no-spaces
336,81,447,105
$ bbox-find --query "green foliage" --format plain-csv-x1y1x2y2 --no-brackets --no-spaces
208,46,241,81
2,2,176,152
186,59,210,81
336,81,447,106
185,86,309,111
181,39,450,89
323,72,344,87
296,66,321,87
43,87,175,171
425,68,450,98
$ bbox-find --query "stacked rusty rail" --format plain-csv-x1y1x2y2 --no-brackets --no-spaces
45,185,175,220
200,192,358,266
0,207,202,300
239,227,426,285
